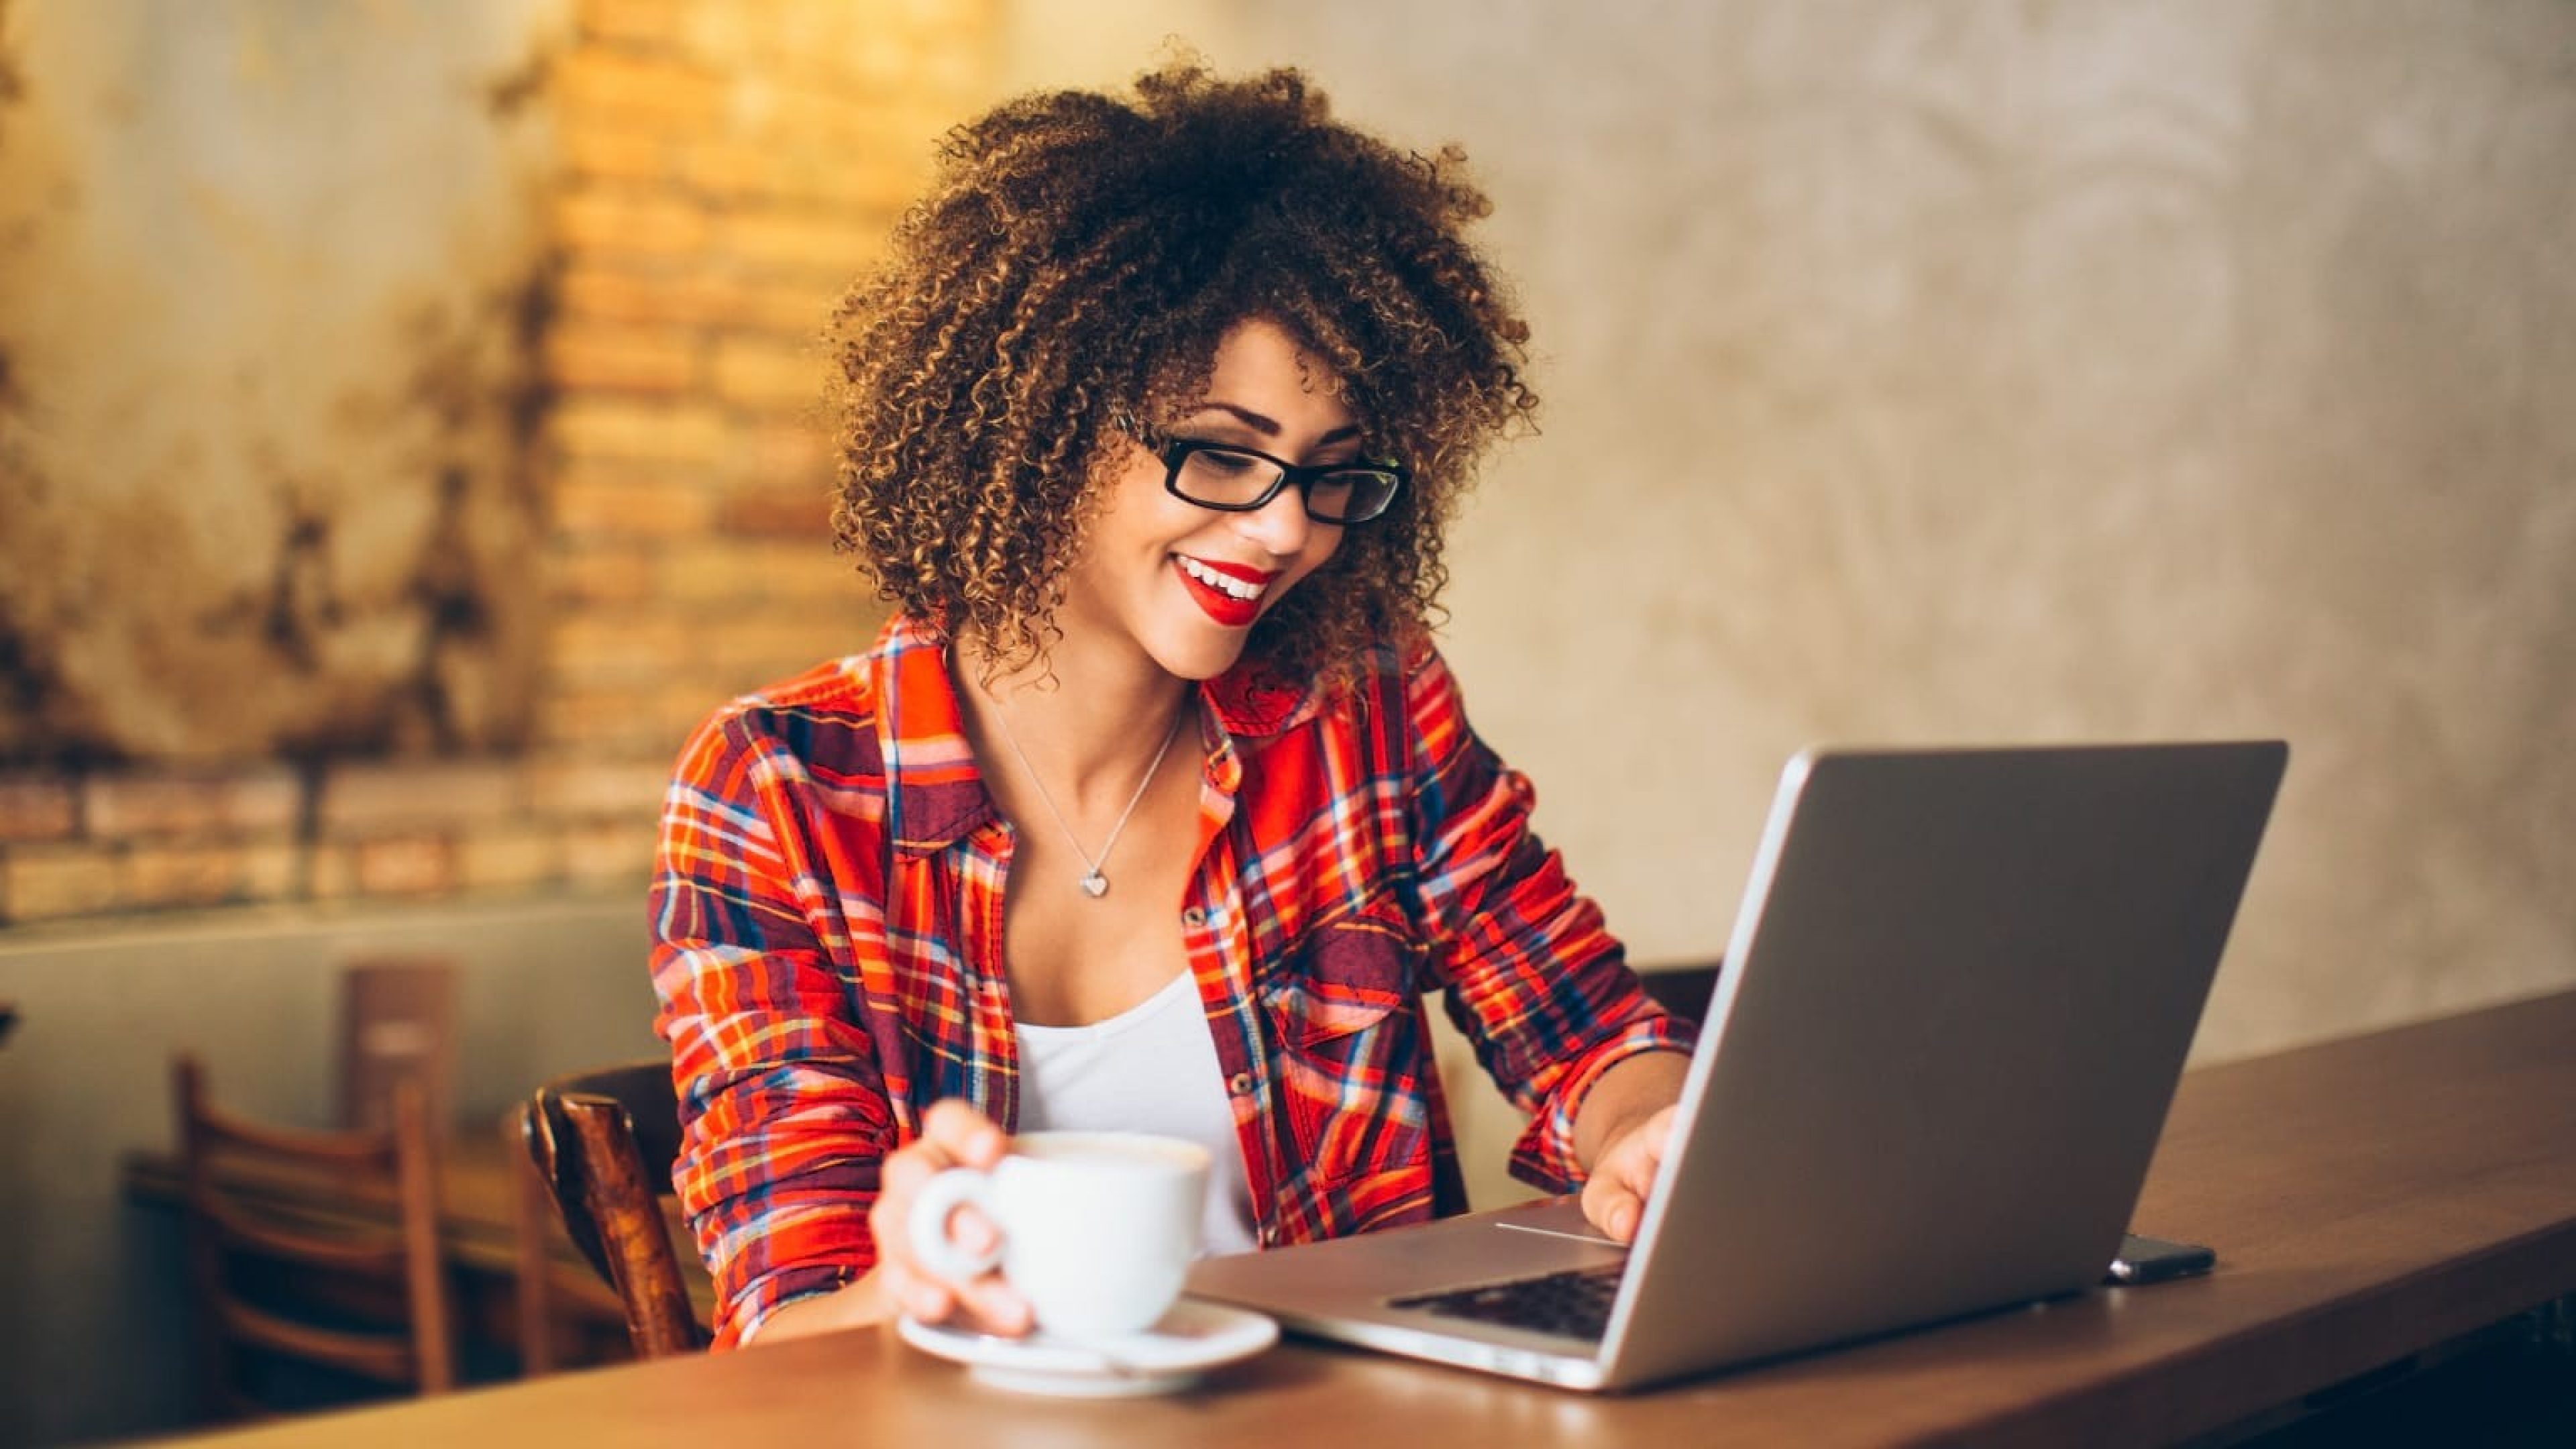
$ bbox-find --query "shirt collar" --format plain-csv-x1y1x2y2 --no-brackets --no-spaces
871,616,999,857
1200,655,1327,739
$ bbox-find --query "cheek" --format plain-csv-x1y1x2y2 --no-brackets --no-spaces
1089,453,1180,532
1085,476,1192,563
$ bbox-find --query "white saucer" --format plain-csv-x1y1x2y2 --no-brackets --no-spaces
896,1300,1279,1397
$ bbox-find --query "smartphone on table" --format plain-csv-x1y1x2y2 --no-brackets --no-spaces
2106,1232,2217,1285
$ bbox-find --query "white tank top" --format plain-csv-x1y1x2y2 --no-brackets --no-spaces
1014,971,1259,1257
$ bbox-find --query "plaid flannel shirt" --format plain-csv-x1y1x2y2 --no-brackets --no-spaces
651,614,1694,1346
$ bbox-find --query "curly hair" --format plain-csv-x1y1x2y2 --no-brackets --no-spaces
826,60,1538,686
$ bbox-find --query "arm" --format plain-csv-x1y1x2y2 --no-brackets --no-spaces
654,704,1038,1346
1572,1052,1690,1242
651,707,898,1347
1399,650,1697,1208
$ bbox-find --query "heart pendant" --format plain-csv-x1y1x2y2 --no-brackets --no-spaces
1079,871,1108,899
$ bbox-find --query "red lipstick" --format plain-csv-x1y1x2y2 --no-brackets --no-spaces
1174,556,1275,629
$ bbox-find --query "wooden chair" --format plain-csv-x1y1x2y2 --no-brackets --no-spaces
174,1055,457,1421
518,1061,709,1358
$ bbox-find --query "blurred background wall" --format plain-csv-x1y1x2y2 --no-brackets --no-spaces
1,1,2571,1443
1099,0,2575,1062
1076,0,2576,1228
1,2,990,1442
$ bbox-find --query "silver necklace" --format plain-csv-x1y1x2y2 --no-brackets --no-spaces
988,702,1187,899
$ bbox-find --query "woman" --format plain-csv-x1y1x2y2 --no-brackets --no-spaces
651,61,1695,1349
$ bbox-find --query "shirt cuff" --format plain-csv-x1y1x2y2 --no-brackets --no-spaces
1505,1019,1697,1193
721,1263,859,1350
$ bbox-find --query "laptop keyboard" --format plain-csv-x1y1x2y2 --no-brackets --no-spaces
1389,1264,1625,1342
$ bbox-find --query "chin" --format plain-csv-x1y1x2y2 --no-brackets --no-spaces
1137,604,1277,681
1146,633,1252,683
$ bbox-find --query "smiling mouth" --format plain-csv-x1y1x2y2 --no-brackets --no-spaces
1174,555,1275,627
1178,555,1268,601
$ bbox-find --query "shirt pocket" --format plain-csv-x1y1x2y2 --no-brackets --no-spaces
1279,908,1417,1041
1260,902,1434,1189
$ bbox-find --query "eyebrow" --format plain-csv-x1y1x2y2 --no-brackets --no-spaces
1187,401,1362,447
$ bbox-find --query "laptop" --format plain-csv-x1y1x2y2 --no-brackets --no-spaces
1186,741,2288,1391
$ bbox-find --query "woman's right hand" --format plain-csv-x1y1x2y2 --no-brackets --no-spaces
869,1099,1033,1334
747,1099,1033,1345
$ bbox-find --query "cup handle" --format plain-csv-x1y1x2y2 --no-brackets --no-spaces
907,1167,1004,1284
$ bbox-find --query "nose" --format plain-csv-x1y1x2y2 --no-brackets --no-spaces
1232,478,1319,559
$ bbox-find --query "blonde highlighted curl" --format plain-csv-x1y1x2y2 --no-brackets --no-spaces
827,61,1539,687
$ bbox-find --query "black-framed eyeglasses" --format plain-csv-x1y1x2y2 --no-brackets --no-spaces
1125,421,1408,525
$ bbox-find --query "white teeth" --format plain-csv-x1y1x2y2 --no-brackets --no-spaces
1179,557,1263,600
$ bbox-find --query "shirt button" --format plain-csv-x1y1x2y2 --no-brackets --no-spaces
1181,907,1208,929
1227,1072,1254,1097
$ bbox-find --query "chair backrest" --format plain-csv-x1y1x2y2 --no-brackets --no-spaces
173,1054,456,1421
519,1061,708,1357
1638,961,1721,1024
338,959,459,1138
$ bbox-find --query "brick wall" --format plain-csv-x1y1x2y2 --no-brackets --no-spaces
0,0,994,927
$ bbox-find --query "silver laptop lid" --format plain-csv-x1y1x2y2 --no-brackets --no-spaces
1594,741,2286,1387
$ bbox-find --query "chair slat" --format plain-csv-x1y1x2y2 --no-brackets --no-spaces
220,1299,416,1384
203,1198,411,1275
191,1104,403,1168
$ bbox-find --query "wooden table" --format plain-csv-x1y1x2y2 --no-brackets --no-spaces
127,989,2576,1447
121,1118,711,1373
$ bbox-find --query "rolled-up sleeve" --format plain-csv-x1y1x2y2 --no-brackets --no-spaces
649,708,896,1347
1399,650,1697,1193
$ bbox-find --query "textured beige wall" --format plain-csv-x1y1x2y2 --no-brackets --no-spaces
1007,2,2576,1196
1010,1,2575,1043
0,0,566,762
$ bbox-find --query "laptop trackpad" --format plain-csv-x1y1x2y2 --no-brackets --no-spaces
1487,1195,1619,1246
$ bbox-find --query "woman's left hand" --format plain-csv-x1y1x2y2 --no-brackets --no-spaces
1579,1103,1678,1243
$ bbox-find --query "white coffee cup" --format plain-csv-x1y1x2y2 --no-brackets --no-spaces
907,1130,1211,1341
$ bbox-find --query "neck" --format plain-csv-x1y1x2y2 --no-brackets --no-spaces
951,633,1194,805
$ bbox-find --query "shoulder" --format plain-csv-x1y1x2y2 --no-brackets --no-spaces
1279,637,1477,771
670,644,891,796
1362,636,1469,737
692,653,876,747
1293,635,1456,714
